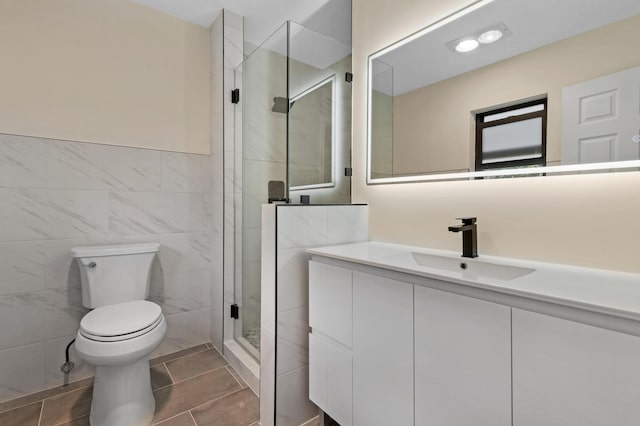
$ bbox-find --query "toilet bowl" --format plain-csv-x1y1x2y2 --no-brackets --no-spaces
71,243,165,426
76,301,166,426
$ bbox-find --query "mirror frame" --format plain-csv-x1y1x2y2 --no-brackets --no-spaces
366,0,640,184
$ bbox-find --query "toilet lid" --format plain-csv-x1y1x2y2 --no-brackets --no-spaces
80,300,162,341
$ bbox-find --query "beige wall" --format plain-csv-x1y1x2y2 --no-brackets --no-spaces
0,0,210,154
352,0,640,273
392,15,640,174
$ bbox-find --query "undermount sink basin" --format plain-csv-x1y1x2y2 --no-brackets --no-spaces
410,252,535,281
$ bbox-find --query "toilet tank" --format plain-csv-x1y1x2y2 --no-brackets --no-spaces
71,243,160,308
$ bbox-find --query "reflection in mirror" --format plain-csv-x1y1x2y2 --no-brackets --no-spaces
289,76,335,189
475,99,546,170
368,0,640,183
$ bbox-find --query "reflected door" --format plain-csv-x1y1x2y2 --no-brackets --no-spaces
562,66,640,164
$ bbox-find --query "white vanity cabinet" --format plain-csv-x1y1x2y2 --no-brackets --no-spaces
512,309,640,426
310,261,510,426
414,285,512,426
308,241,640,426
352,271,414,426
308,261,353,426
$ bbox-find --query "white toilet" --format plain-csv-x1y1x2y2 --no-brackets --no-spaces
71,243,167,426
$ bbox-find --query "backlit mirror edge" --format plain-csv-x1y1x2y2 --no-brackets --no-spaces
290,74,338,191
365,0,640,184
367,160,640,185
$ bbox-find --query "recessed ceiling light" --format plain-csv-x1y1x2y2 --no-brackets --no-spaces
478,29,503,44
447,23,511,54
455,39,479,53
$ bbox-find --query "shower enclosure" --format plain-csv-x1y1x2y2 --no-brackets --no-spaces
232,21,352,360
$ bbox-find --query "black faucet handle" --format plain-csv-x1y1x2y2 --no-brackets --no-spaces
456,217,477,225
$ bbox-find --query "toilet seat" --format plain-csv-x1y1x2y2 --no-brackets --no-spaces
80,300,163,342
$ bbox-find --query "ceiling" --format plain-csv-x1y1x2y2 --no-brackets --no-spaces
131,0,335,44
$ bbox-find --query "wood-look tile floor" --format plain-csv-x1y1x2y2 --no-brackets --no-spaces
0,343,259,426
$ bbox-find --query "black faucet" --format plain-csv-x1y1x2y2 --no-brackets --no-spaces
448,217,478,258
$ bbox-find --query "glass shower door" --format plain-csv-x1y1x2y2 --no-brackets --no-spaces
233,23,289,358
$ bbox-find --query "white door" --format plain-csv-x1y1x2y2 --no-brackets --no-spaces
562,66,640,164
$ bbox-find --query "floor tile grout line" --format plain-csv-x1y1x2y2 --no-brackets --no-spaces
161,345,218,368
152,388,237,426
150,343,211,366
152,344,223,391
153,364,235,398
44,384,93,400
180,387,249,416
152,382,174,393
151,410,190,426
0,383,93,417
188,410,198,425
156,345,224,371
0,379,87,414
54,410,91,426
0,400,37,416
161,362,177,387
162,362,231,387
37,400,44,426
226,365,247,389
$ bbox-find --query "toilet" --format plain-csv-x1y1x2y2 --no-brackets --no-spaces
71,243,166,426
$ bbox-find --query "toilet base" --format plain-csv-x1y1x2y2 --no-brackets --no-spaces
90,357,155,426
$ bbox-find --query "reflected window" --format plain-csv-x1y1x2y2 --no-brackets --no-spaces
475,99,547,170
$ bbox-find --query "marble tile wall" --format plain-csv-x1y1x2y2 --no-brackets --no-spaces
0,133,214,403
260,204,368,426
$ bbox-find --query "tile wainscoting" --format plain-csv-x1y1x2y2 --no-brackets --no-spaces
0,133,217,403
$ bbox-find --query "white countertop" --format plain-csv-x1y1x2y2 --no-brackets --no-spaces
307,241,640,322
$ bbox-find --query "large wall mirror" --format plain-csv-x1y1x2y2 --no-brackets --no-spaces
367,0,640,183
